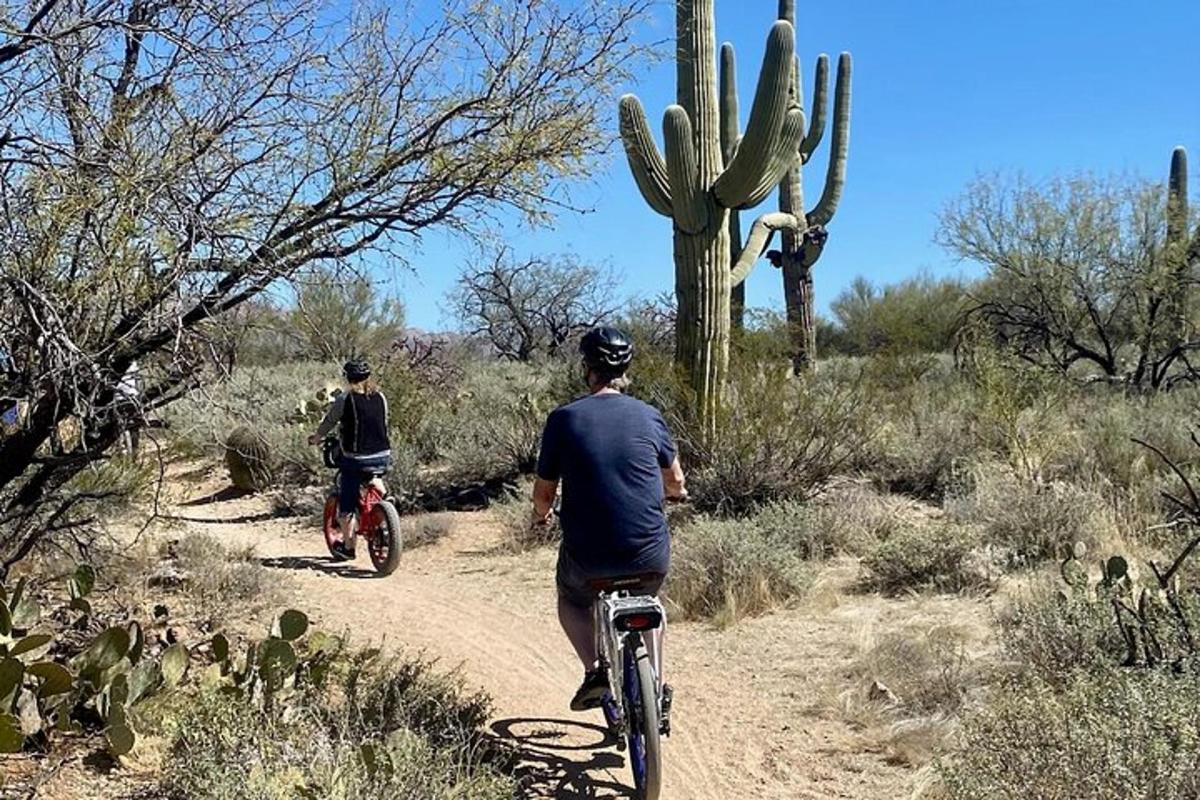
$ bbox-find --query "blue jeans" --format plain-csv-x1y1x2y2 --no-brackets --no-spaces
337,454,391,515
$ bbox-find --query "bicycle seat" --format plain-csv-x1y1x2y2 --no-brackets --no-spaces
588,573,664,592
362,467,389,478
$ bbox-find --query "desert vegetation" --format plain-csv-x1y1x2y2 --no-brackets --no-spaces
0,0,1196,798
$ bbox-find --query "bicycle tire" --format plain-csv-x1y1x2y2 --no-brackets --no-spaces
625,639,662,800
368,499,403,575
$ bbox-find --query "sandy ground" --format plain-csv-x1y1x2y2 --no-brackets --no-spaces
148,469,991,800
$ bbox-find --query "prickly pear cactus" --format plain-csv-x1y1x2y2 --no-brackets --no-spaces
224,425,272,491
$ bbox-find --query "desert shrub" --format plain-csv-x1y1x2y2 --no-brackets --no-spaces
156,533,280,616
804,480,937,557
827,274,970,356
947,463,1107,567
752,490,901,560
492,493,561,552
863,521,988,595
440,362,557,483
405,514,456,549
668,361,874,516
938,669,1200,800
856,362,979,500
996,580,1126,681
165,362,333,482
162,653,513,800
665,517,811,624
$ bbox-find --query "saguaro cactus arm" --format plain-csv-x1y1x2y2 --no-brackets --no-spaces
719,43,740,167
619,94,673,217
663,105,707,234
713,21,805,210
807,52,851,227
800,54,830,162
730,212,800,285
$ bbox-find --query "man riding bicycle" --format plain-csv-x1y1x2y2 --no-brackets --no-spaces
532,327,687,711
308,357,392,560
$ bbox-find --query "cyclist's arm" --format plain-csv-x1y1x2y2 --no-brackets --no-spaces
532,477,558,524
311,393,346,442
662,456,687,500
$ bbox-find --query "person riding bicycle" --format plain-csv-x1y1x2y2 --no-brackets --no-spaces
532,326,687,712
308,358,392,560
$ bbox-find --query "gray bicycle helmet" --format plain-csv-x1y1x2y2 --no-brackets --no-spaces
343,357,372,382
580,326,634,375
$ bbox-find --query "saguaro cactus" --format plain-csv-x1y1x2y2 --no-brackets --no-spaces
1166,147,1198,346
756,0,852,371
619,0,807,420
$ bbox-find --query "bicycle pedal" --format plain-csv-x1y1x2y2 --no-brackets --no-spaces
659,683,673,737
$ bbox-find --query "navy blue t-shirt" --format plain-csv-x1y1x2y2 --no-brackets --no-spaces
536,392,676,574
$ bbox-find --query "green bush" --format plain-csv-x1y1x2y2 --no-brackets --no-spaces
996,581,1126,682
854,361,979,500
825,273,970,356
164,362,334,483
439,362,558,484
939,669,1200,800
162,660,513,800
667,361,873,516
862,521,988,594
665,517,811,624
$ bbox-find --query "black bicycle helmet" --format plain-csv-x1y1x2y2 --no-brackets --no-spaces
580,326,634,375
343,357,372,382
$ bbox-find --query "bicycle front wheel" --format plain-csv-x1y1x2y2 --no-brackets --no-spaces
624,639,662,800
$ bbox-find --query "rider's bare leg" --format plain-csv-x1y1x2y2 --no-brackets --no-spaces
558,596,598,668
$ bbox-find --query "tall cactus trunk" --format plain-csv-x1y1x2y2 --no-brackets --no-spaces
1167,147,1190,348
675,224,732,421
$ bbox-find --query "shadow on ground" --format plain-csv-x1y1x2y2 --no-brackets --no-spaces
258,554,381,579
491,717,633,799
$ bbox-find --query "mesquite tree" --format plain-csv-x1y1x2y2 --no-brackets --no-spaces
0,0,649,570
725,1,851,376
619,0,806,420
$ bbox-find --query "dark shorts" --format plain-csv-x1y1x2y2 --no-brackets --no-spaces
555,547,665,609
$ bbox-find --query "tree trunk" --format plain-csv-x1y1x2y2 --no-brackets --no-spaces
675,220,732,425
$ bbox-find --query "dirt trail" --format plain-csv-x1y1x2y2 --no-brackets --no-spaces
166,479,968,799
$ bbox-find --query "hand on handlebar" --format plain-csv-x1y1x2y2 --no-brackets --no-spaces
307,433,321,446
666,489,690,505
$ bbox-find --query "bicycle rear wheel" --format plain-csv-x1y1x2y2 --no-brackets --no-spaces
623,638,662,800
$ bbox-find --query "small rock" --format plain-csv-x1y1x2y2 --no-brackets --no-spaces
147,565,187,589
869,679,901,707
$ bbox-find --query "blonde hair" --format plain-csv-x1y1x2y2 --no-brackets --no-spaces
349,377,381,395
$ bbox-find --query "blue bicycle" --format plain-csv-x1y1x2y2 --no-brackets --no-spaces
591,577,670,800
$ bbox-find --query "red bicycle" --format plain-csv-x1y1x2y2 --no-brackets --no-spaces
321,437,402,575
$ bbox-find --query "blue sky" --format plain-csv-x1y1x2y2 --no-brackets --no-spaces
392,0,1200,331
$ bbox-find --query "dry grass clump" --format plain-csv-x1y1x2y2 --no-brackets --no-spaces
832,619,991,768
946,462,1111,567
